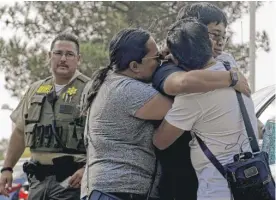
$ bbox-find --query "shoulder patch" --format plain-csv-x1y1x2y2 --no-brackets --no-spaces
36,85,53,94
28,76,53,98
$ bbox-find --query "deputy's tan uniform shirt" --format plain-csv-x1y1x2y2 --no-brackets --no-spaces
10,70,90,165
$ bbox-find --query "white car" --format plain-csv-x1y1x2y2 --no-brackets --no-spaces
252,85,276,179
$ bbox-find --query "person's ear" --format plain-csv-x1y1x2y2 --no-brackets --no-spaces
129,61,140,73
77,54,81,66
210,39,215,52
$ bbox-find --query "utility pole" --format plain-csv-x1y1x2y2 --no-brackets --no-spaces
249,1,256,92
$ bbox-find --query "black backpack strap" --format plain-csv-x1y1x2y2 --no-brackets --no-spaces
195,61,259,178
235,91,260,152
223,61,260,152
195,135,226,177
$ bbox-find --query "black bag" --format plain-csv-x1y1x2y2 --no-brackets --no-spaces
195,62,275,200
88,159,157,200
89,190,123,200
88,158,157,200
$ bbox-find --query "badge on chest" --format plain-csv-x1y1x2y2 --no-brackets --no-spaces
62,86,78,103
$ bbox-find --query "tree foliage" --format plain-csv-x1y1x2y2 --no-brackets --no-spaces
0,1,270,98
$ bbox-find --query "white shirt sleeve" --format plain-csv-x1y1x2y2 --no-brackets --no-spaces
165,94,202,131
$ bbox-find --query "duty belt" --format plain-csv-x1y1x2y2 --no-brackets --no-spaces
23,156,85,182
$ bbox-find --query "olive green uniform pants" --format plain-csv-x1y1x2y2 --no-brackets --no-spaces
28,175,80,200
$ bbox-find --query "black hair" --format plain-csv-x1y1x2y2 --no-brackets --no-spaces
177,2,228,27
167,17,212,70
50,33,80,54
85,28,151,110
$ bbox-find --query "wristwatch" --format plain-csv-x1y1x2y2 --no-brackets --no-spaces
0,167,13,173
229,71,238,87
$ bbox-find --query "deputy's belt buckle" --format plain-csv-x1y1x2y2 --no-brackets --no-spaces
244,166,259,178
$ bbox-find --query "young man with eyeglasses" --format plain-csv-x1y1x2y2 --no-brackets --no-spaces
176,2,237,67
154,17,258,200
0,33,90,200
152,3,249,200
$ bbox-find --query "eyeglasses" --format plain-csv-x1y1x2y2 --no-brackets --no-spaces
208,32,229,44
143,53,167,66
52,51,77,60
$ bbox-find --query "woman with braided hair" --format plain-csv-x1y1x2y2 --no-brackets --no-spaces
81,28,172,200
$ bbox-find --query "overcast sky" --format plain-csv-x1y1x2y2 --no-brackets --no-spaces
0,1,275,139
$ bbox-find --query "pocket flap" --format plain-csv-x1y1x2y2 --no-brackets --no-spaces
30,95,45,104
25,123,37,133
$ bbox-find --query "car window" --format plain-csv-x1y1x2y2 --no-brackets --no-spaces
252,85,275,112
259,99,276,125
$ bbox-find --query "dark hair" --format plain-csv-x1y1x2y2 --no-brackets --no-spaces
85,28,151,110
50,33,80,54
177,2,228,27
167,17,212,70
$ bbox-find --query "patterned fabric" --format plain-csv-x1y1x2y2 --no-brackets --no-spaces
262,118,276,164
81,72,160,199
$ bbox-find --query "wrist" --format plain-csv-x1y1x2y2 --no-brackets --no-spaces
229,71,238,87
227,71,232,87
1,167,13,173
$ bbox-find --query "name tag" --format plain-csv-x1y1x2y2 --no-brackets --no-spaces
59,105,74,114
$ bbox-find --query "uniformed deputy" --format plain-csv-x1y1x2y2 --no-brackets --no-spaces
0,33,90,200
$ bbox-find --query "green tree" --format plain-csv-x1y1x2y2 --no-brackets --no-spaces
0,1,270,98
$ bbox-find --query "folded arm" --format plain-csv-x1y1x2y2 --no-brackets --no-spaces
161,69,250,97
135,93,173,120
153,120,184,150
153,95,201,150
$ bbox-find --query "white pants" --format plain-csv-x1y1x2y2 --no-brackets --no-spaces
197,167,232,200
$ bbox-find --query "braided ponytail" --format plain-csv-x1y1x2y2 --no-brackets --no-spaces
84,28,151,112
85,64,112,111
